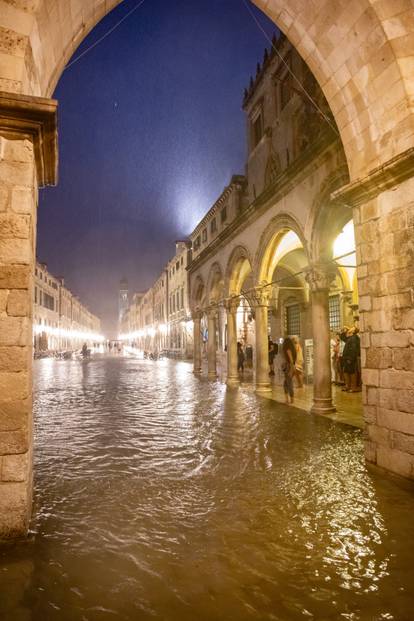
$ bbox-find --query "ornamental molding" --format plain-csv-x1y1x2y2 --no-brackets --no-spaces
0,90,58,187
331,147,414,207
304,263,337,292
224,296,240,313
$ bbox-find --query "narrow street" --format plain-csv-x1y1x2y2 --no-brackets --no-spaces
1,356,414,621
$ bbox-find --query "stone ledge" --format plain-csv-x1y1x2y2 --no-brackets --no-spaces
331,147,414,207
0,91,58,187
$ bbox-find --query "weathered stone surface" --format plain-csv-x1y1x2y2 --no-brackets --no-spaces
0,238,32,264
0,481,30,539
0,371,29,402
0,398,30,432
377,408,414,436
380,368,414,389
392,430,414,456
0,347,29,372
1,452,28,482
0,213,30,239
11,185,34,214
7,290,29,316
0,265,31,288
0,429,28,455
0,317,30,346
376,445,414,478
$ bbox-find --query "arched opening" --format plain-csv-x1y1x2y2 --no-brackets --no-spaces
0,0,413,544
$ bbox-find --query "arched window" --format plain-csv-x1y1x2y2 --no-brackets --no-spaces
264,153,281,187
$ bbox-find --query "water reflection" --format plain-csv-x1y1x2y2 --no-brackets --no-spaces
1,356,414,621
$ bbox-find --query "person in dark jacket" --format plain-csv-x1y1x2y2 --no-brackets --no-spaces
282,337,297,404
237,342,245,374
342,327,361,392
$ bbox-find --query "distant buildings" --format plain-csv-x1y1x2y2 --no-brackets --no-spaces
34,262,102,352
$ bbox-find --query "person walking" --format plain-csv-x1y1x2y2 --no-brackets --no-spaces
292,336,304,388
282,336,297,404
237,342,245,374
268,339,277,376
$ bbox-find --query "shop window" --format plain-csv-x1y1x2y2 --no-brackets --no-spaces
285,303,301,336
329,294,341,331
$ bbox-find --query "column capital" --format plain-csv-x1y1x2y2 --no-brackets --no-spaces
251,284,271,308
206,306,218,320
305,263,337,292
191,310,202,321
224,296,239,314
0,90,58,187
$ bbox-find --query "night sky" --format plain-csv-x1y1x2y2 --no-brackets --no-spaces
38,0,275,336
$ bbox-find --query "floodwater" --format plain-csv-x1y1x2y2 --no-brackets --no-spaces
1,357,414,621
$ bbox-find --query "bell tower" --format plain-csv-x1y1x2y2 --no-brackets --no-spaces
118,278,129,325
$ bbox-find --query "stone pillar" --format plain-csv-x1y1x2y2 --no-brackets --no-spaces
207,307,217,379
306,265,337,415
332,151,414,480
253,287,271,393
0,92,58,539
225,297,239,386
192,311,202,375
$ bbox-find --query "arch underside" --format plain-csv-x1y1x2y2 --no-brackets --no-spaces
0,0,413,179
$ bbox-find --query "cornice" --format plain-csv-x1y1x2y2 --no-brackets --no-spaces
0,90,58,187
331,147,414,207
189,129,340,274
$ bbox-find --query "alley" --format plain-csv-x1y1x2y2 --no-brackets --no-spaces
1,356,414,621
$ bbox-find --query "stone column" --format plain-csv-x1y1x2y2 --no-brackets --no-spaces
306,264,337,415
0,92,57,539
253,287,271,393
207,307,217,379
332,152,414,480
192,311,202,375
225,297,239,386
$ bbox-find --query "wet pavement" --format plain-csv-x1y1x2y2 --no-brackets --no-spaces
1,356,414,621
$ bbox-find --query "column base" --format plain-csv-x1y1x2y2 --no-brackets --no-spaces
311,398,336,415
226,375,239,387
208,371,218,380
193,369,201,376
255,382,271,394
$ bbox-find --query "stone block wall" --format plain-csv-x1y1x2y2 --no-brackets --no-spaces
354,175,414,479
0,135,36,538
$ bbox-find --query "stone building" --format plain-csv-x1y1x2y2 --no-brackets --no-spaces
166,241,192,358
189,34,356,397
1,0,414,538
34,261,102,352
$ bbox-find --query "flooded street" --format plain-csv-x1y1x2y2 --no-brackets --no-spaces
1,356,414,621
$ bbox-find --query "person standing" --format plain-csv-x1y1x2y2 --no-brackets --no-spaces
237,342,245,374
292,336,304,388
342,327,361,392
282,337,297,404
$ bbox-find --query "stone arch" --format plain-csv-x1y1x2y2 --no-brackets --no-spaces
206,262,224,303
224,245,253,297
308,165,351,263
1,1,414,178
254,213,309,285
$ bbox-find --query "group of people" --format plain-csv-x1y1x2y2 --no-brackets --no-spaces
331,326,361,393
236,336,304,405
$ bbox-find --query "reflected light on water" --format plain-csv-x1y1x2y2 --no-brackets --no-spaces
1,357,414,621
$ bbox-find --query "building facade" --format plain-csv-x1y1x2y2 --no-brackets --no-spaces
34,262,102,353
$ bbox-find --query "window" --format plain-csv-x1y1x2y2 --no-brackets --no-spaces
194,236,201,250
202,228,207,243
251,107,263,148
220,206,227,223
176,261,180,271
181,257,183,266
285,303,301,336
279,56,293,111
176,291,180,310
210,218,217,234
181,288,184,309
329,295,341,332
34,287,38,304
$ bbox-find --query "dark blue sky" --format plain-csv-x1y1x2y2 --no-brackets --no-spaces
38,0,275,334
